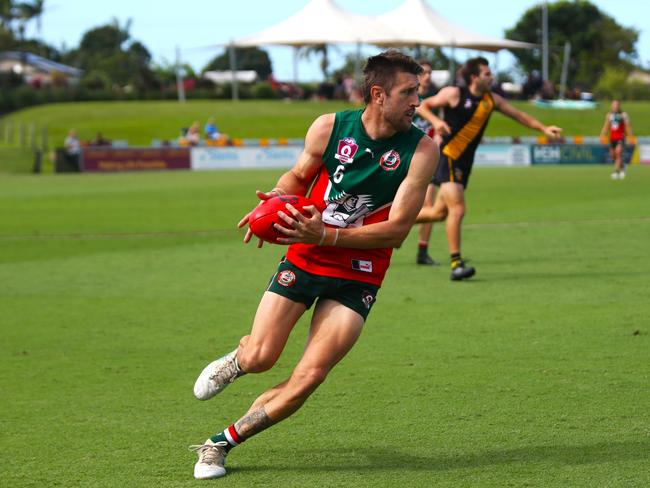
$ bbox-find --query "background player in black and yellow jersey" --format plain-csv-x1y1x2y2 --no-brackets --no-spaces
416,57,562,280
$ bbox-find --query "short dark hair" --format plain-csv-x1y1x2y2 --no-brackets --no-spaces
460,56,489,86
417,59,432,69
362,50,423,104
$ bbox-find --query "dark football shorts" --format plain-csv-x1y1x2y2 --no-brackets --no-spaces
610,139,625,149
266,258,380,321
433,153,473,189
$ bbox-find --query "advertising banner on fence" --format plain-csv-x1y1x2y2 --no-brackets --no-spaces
474,144,531,167
81,148,191,172
191,146,302,170
531,144,635,165
639,145,650,165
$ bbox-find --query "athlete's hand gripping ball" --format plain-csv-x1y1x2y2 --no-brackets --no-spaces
238,192,317,246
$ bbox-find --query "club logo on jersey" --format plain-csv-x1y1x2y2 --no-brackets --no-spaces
321,191,373,228
379,149,401,171
277,270,296,287
361,290,375,310
453,167,464,182
335,137,359,164
464,98,473,109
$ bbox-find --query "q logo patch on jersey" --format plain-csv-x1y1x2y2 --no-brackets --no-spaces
379,149,401,171
335,137,359,164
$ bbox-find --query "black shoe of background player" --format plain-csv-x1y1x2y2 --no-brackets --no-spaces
450,261,476,281
416,252,440,266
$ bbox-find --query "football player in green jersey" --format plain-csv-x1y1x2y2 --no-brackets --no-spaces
189,51,439,480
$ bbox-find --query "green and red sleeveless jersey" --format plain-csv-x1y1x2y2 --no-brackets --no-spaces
286,109,424,286
608,112,627,141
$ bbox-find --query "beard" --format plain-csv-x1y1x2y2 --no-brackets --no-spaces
384,108,413,133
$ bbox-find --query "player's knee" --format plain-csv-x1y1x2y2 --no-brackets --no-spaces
291,367,329,398
447,203,465,219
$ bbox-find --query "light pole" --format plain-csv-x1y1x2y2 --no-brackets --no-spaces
541,0,549,81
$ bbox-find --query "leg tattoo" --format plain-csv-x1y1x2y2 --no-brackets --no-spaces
235,406,275,440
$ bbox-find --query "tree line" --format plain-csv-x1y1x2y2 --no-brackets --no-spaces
1,0,648,109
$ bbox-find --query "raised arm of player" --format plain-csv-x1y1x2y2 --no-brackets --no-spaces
276,136,439,249
237,113,334,246
416,86,459,137
493,93,562,140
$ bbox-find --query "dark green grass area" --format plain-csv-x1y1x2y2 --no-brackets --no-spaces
1,166,649,487
3,99,650,150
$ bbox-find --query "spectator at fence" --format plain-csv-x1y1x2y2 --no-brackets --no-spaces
186,122,201,146
64,129,81,169
65,129,80,155
204,117,230,144
92,132,111,146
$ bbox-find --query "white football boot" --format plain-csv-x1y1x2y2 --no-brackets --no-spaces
190,439,228,479
193,349,240,400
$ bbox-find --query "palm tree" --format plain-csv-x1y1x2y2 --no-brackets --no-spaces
300,44,331,80
16,0,44,37
29,0,43,35
0,0,16,35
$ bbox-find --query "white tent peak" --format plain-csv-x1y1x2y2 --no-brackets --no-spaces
376,0,535,51
235,0,395,46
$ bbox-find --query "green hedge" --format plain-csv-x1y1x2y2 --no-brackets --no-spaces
0,82,322,114
593,68,650,100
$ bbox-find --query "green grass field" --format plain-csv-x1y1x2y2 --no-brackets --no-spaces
3,99,650,149
1,165,649,487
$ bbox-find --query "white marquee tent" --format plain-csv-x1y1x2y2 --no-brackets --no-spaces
233,0,395,46
232,0,534,51
217,0,535,98
375,0,535,51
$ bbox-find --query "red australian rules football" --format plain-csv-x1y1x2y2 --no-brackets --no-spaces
248,195,314,244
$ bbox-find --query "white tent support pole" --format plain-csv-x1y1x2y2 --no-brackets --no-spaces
559,41,571,99
175,45,186,103
293,46,300,85
542,0,549,81
229,42,239,101
449,43,456,86
354,41,362,87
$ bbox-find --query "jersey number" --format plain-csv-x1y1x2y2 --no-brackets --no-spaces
333,164,345,183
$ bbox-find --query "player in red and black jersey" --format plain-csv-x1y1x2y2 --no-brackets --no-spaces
415,57,562,280
600,100,634,180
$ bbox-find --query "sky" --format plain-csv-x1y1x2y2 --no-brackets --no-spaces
34,0,650,82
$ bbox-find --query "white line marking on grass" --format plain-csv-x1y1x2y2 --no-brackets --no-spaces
0,217,648,241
